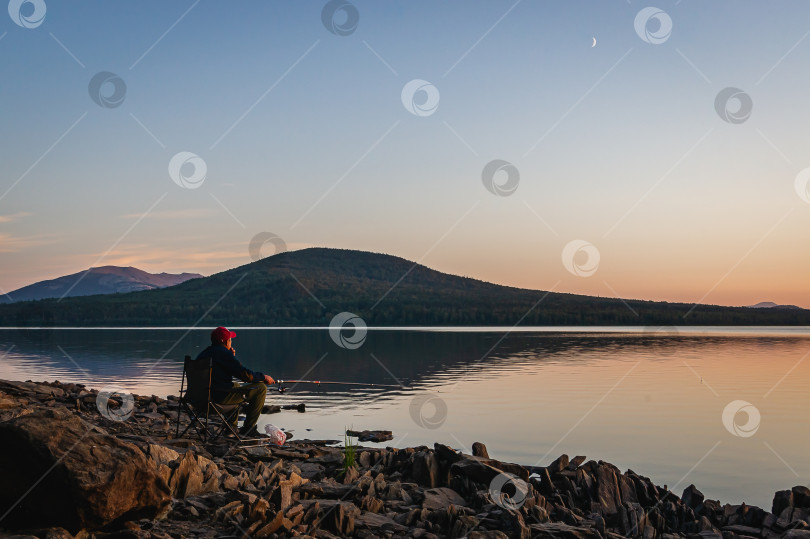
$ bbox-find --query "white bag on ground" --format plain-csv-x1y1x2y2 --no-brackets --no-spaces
264,424,287,446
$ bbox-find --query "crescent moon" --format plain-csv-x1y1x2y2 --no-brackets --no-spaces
591,37,597,47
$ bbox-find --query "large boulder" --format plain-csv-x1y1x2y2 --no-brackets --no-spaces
451,457,504,486
0,408,170,532
450,454,529,487
793,486,810,509
774,490,794,516
773,486,810,528
412,450,441,488
595,462,623,515
683,484,705,509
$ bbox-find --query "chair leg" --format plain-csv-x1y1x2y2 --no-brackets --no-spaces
211,406,241,439
176,400,253,446
176,367,186,439
175,403,181,438
176,400,209,440
177,419,197,439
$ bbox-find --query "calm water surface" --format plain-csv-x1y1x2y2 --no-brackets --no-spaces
0,327,807,509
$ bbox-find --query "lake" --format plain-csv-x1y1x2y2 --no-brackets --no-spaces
0,326,807,509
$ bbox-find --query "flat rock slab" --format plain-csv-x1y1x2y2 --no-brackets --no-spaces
451,455,529,485
297,462,326,480
355,511,409,532
346,429,393,443
0,380,65,399
272,448,309,459
282,403,306,413
147,443,181,467
530,523,604,539
723,525,763,536
299,482,359,499
422,487,468,510
245,446,275,461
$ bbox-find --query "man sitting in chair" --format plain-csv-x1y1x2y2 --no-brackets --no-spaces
196,326,274,438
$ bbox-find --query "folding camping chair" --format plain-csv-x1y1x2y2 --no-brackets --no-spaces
175,354,250,444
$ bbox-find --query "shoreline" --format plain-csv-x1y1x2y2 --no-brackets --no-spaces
4,326,810,334
0,378,808,539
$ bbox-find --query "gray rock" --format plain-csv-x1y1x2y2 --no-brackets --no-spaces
434,443,463,464
499,509,531,539
774,491,794,516
297,462,326,480
358,450,372,468
146,443,181,469
530,523,602,539
780,506,810,525
683,484,706,509
244,445,272,461
451,454,529,488
450,457,504,486
412,451,441,488
342,465,360,484
532,466,555,496
595,462,623,516
422,487,468,511
794,487,810,509
548,454,570,474
469,531,509,539
346,429,392,443
167,450,220,498
472,442,490,459
568,456,587,470
169,451,204,497
619,473,639,505
319,500,360,536
355,511,409,532
723,524,763,536
0,380,65,400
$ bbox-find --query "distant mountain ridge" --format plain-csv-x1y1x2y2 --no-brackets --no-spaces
745,301,802,310
2,266,202,303
3,248,809,327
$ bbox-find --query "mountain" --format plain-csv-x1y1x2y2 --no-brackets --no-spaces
745,301,802,310
1,266,202,303
4,248,810,327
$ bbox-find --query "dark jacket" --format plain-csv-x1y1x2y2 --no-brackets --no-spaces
195,345,265,402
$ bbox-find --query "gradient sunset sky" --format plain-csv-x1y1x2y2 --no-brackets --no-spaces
2,1,810,308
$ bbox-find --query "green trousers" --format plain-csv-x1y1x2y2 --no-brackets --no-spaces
217,382,267,433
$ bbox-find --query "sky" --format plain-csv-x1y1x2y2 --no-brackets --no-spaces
2,0,810,308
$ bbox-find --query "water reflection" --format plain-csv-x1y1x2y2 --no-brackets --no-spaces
0,328,714,395
2,328,809,400
0,328,808,508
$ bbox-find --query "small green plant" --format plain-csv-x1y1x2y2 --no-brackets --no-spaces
343,427,357,471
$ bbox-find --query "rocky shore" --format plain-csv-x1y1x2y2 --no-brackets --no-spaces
0,379,808,539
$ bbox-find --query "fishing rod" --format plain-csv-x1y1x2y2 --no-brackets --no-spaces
272,379,408,393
